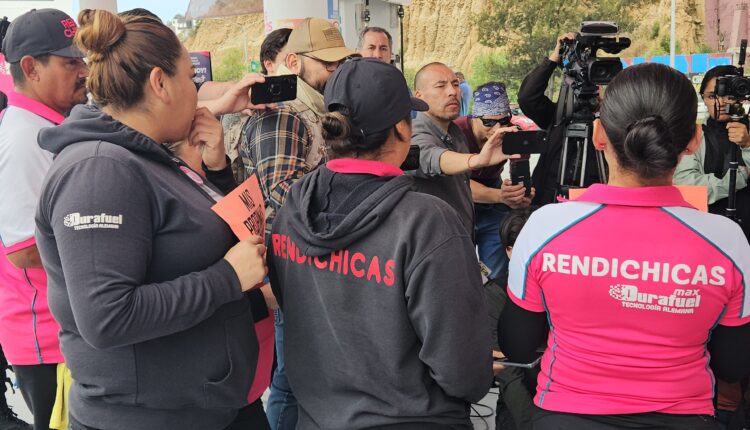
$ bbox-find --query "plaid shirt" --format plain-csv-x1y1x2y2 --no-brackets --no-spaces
240,106,314,241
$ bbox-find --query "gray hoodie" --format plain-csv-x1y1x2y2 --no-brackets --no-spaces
268,160,492,430
35,105,259,430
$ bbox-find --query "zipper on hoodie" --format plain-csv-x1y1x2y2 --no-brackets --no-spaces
23,269,44,364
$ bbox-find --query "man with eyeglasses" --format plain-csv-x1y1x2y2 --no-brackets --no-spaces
238,17,356,430
454,82,533,280
674,65,750,240
411,62,516,239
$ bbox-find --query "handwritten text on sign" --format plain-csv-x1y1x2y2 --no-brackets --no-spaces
212,175,266,240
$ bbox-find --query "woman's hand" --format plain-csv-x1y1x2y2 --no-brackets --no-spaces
224,236,268,292
188,107,226,171
492,350,506,375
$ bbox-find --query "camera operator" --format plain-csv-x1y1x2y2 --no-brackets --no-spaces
674,65,750,240
518,33,602,205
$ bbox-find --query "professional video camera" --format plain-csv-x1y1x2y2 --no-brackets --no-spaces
554,21,631,198
559,22,631,88
713,39,749,222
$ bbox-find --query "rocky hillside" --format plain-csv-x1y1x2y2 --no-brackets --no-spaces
184,14,265,79
184,0,707,79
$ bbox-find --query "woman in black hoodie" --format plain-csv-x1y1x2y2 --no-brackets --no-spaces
268,58,503,429
35,9,269,430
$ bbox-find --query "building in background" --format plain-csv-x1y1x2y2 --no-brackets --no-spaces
171,15,200,40
706,0,749,52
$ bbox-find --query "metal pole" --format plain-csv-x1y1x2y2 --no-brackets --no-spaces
670,0,676,67
398,5,405,72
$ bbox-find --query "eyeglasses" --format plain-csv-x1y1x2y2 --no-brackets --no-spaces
704,92,737,102
480,116,512,127
299,54,342,72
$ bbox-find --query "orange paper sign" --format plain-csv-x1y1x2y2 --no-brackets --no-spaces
567,185,709,212
212,175,266,240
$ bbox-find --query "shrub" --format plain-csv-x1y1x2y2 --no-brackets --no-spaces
214,48,247,82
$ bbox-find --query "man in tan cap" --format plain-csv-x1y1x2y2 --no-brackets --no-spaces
237,17,356,430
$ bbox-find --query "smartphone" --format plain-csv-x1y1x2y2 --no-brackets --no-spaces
494,355,543,369
502,130,547,154
250,74,297,105
400,145,420,171
510,158,532,197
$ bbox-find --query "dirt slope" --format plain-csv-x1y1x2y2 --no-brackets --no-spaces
184,0,706,78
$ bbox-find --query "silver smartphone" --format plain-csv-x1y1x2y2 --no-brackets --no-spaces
494,355,543,369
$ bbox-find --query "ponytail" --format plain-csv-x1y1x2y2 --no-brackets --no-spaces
322,109,410,158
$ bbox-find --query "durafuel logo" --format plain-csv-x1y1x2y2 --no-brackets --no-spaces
64,213,123,231
609,284,701,315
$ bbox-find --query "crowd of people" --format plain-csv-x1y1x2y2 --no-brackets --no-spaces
0,6,749,430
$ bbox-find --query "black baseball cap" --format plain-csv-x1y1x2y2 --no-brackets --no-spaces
324,58,428,137
2,9,84,63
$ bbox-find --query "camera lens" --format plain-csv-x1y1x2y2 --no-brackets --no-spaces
270,83,281,96
732,79,750,97
588,58,622,85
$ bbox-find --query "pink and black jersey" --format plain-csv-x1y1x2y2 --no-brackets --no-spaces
508,184,750,416
0,92,63,365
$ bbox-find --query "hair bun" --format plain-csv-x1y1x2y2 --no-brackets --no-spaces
75,9,126,63
322,111,353,142
622,114,681,179
626,115,669,136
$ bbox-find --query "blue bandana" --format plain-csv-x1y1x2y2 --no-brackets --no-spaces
471,83,510,117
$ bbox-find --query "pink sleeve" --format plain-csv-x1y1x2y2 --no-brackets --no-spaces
720,267,750,327
2,237,36,255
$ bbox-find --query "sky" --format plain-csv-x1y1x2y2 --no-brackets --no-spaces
72,0,191,23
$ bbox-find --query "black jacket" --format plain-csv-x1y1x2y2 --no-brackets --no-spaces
269,162,492,429
36,105,259,430
518,58,602,205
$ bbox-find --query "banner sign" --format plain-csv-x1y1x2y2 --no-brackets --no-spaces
190,51,212,85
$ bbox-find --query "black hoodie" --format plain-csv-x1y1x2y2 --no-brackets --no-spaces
35,105,258,430
268,159,493,430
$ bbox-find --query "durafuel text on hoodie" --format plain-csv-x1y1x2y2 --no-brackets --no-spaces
269,158,493,430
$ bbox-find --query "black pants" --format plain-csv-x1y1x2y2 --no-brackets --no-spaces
531,406,719,429
224,398,270,430
69,398,270,430
0,344,8,397
495,367,534,430
12,364,57,430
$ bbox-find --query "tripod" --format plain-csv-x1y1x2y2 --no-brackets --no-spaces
723,103,745,224
715,38,749,224
555,83,608,200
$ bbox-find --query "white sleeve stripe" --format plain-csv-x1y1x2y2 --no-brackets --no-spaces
662,207,750,318
508,202,604,300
